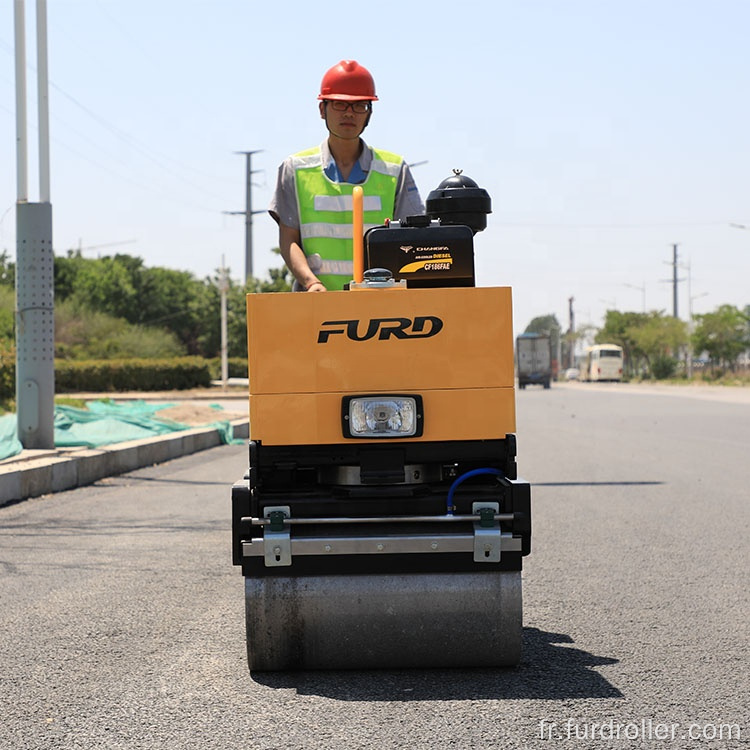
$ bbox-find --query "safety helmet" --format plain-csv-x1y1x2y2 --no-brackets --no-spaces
318,60,378,101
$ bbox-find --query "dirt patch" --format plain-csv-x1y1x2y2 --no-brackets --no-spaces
155,404,246,426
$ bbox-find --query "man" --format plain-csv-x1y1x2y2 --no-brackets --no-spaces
269,60,424,291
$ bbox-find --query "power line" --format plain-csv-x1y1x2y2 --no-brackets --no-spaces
496,221,730,229
1,35,236,200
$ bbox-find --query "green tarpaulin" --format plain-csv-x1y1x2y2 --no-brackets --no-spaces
0,400,242,462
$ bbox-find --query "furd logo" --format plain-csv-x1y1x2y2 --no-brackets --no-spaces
317,316,444,343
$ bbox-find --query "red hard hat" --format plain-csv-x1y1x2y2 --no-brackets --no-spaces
318,60,378,101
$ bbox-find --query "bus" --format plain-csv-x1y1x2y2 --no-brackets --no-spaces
579,344,624,382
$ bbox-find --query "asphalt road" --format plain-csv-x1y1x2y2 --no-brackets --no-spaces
1,383,747,749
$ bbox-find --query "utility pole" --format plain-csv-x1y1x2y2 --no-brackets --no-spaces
662,243,686,319
14,0,55,449
224,150,264,283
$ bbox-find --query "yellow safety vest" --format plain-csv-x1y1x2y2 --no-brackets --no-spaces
293,146,402,289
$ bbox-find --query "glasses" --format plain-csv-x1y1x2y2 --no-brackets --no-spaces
327,100,372,114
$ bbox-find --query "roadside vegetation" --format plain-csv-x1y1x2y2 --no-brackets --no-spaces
1,248,747,413
1,249,290,361
525,305,750,383
0,249,291,412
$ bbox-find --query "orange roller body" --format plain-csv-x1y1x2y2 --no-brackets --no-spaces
246,286,516,446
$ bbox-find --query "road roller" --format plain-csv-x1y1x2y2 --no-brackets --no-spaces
231,172,532,670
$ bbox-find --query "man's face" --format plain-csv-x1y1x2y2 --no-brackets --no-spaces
320,100,371,140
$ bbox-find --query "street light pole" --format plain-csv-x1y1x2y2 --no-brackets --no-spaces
623,282,646,313
218,256,229,389
14,0,55,449
567,296,575,369
684,257,708,380
673,244,679,318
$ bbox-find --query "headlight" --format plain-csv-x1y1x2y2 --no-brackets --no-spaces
342,395,424,438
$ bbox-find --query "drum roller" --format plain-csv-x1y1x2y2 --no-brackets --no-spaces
245,571,522,671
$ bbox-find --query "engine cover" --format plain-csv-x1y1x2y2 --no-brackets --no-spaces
364,221,475,288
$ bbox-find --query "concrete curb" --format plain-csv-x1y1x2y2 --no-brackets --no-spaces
0,418,249,507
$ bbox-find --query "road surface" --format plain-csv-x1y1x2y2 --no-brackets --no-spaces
1,383,747,749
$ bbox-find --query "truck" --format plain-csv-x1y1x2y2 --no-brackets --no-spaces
516,333,552,389
231,172,532,670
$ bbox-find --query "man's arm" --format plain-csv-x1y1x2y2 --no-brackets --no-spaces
270,158,325,292
278,223,325,291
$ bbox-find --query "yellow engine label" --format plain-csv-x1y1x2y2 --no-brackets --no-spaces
399,253,454,274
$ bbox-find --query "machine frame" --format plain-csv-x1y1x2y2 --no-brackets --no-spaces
231,181,532,671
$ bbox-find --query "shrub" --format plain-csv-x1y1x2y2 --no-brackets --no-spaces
206,357,248,380
55,301,186,360
54,357,212,392
651,355,678,380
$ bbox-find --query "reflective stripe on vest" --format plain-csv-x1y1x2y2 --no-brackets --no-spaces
314,194,383,212
293,146,401,289
305,253,353,276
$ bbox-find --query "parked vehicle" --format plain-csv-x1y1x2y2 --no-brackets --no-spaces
516,333,552,389
579,344,624,382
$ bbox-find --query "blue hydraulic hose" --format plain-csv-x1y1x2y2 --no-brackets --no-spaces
446,467,504,516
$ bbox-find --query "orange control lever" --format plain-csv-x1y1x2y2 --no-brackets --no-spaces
352,186,364,284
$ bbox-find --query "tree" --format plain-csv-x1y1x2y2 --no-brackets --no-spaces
523,314,561,376
67,256,139,319
524,314,561,341
524,313,561,352
55,254,218,357
55,299,185,359
0,251,14,288
249,263,292,293
628,312,688,378
136,266,208,355
54,252,87,299
219,257,293,360
193,254,292,360
692,305,750,370
596,310,650,377
6,249,293,361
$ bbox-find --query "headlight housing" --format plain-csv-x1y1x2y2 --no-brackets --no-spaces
342,395,424,439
